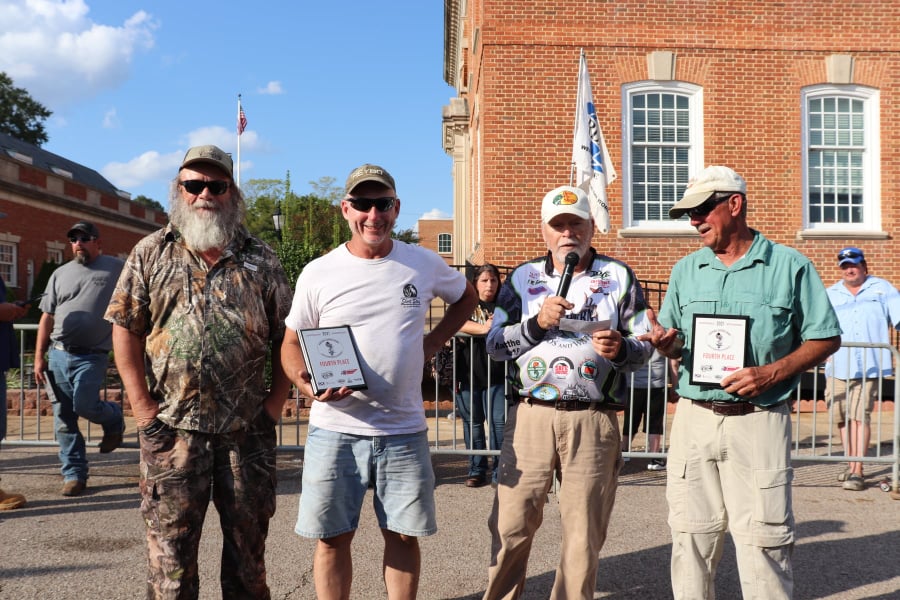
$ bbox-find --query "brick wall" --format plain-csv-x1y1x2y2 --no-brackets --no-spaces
418,218,454,265
456,0,900,287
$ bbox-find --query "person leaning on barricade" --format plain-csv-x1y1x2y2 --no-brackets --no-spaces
483,184,652,599
824,246,900,491
640,165,841,600
454,262,508,488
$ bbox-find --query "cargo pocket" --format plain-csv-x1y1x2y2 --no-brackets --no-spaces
750,467,795,546
752,467,792,524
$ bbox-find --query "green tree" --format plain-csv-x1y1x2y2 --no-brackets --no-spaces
0,73,51,146
133,194,166,213
392,228,420,244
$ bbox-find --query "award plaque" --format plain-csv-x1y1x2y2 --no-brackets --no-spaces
298,326,367,395
689,314,749,386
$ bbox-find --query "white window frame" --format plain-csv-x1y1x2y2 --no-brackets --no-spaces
801,85,880,233
620,81,704,232
0,240,17,288
437,233,452,254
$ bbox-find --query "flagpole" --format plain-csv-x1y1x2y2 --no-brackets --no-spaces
236,94,242,188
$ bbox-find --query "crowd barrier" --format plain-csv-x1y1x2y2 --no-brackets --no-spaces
5,324,899,492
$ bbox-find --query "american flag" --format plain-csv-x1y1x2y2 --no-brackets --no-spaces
237,104,247,135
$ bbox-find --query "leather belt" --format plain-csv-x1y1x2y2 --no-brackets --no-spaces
521,397,602,412
691,400,759,416
52,341,108,355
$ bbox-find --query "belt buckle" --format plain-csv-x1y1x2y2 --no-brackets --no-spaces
555,400,574,411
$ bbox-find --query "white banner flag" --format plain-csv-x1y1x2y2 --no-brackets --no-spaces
571,51,616,234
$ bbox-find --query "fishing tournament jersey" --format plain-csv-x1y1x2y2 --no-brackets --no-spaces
486,249,652,405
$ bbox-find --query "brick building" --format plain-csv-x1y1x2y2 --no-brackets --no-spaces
441,1,900,289
417,216,455,266
0,132,166,299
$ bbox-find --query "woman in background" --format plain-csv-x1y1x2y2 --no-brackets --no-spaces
455,264,507,487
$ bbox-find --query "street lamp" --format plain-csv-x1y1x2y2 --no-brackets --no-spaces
272,201,283,241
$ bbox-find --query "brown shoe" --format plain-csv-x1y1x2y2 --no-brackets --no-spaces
465,474,488,488
99,421,125,453
0,488,26,510
61,480,86,497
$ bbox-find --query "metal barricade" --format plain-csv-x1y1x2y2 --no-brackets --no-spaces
6,325,899,493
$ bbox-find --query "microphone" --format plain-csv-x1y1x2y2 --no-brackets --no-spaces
556,252,580,298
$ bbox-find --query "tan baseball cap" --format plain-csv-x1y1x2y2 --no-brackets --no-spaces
344,164,396,195
180,145,234,178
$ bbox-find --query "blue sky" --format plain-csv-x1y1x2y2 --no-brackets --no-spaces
0,0,455,232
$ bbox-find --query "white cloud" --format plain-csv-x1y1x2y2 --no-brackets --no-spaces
102,149,181,190
420,208,451,220
0,0,157,108
102,107,119,128
101,126,260,192
257,81,283,95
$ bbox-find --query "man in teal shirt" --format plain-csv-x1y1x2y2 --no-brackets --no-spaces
642,166,841,600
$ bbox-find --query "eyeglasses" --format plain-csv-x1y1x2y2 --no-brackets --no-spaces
838,249,863,261
347,197,396,212
179,179,230,195
687,193,733,218
69,235,96,244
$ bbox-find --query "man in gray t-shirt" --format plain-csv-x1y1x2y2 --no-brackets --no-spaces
34,221,125,497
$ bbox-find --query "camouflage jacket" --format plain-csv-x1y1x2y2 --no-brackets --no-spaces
105,224,292,433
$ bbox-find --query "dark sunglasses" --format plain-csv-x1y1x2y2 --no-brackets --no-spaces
179,179,230,195
838,249,863,260
348,197,396,212
687,193,733,218
69,235,96,244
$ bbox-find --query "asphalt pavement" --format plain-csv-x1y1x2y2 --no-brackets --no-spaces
1,442,899,599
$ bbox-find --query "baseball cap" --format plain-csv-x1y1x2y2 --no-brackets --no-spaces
180,145,234,178
837,247,865,266
669,165,747,219
541,185,591,223
344,164,396,195
67,220,100,239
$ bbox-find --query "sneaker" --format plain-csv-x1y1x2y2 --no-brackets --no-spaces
838,467,863,482
0,488,26,510
61,480,86,497
842,474,865,491
99,420,126,454
647,459,667,471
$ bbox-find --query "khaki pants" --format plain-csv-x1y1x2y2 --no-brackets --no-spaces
484,402,621,600
666,398,793,600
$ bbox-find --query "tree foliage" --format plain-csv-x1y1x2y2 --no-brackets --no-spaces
243,175,350,285
0,73,51,146
243,174,421,286
133,194,166,213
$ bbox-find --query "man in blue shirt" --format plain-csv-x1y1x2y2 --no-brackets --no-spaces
825,247,900,491
642,166,841,600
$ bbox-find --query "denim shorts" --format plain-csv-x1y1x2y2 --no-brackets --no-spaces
295,426,437,538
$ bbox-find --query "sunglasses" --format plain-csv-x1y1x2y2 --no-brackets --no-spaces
687,193,733,218
69,235,96,244
838,249,863,260
347,197,396,212
179,179,230,195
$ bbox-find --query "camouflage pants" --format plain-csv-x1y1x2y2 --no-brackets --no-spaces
139,415,277,599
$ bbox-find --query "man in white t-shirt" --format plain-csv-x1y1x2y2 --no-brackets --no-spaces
281,163,477,600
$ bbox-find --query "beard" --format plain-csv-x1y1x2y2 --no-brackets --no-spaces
169,186,245,252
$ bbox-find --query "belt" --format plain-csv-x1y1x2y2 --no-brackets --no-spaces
691,400,760,416
52,341,108,355
520,397,603,412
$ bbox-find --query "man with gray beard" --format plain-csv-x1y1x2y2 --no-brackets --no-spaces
35,220,126,497
105,145,293,599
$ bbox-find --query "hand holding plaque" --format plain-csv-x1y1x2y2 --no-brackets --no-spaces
297,326,367,395
688,314,749,386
